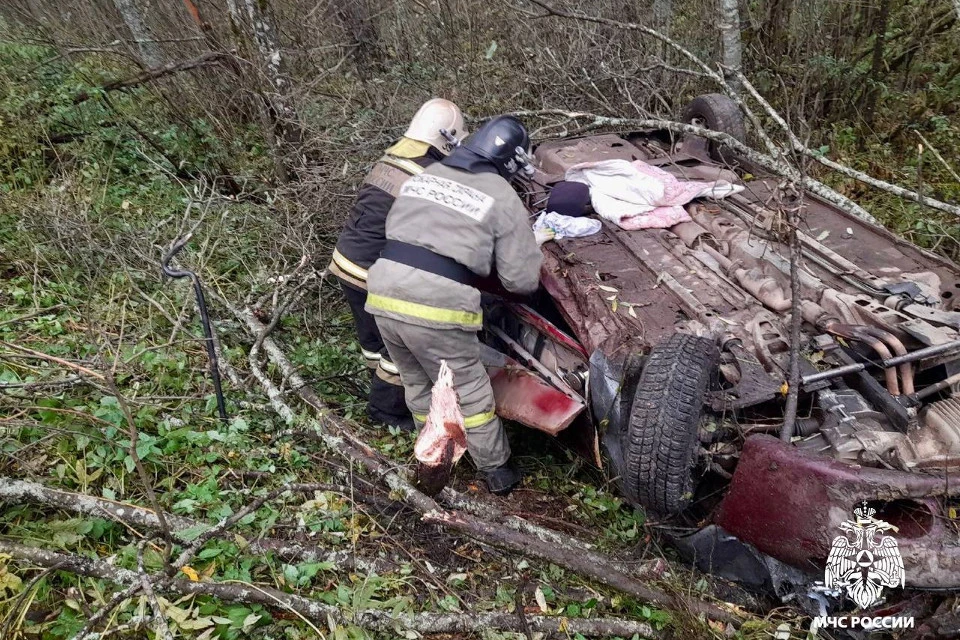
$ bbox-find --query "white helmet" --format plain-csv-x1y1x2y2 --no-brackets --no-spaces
403,98,467,155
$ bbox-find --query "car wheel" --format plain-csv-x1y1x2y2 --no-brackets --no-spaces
621,333,718,515
681,93,747,164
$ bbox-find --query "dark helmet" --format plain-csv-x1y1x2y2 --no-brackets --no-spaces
461,116,532,179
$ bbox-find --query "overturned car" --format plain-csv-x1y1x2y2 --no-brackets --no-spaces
481,95,960,592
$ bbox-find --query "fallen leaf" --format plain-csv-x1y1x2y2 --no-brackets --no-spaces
598,285,618,293
628,306,637,318
816,229,830,241
179,617,215,631
181,566,200,582
605,294,617,301
534,585,548,612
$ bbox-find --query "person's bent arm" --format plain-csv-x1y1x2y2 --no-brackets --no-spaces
493,198,543,295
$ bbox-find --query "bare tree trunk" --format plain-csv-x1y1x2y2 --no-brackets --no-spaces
111,0,164,68
224,0,302,180
719,0,743,92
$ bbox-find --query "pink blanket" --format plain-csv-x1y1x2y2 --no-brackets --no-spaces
565,159,743,230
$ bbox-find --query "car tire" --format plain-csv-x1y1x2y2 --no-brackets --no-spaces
621,333,718,515
681,93,747,164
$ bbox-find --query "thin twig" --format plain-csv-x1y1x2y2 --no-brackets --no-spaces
1,343,105,380
137,539,173,640
914,130,960,184
0,304,66,327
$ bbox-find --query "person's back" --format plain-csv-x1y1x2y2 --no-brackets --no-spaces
366,116,542,494
329,140,442,290
366,161,541,331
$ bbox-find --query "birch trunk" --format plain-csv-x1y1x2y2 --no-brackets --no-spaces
241,0,301,147
112,0,164,68
225,0,302,179
718,0,743,93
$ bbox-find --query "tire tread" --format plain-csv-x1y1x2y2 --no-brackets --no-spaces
621,333,718,514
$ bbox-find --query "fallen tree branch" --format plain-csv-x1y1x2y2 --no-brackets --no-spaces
422,509,680,610
221,298,739,624
437,487,665,577
71,582,143,640
0,476,393,574
137,539,174,640
2,343,106,381
914,130,960,185
1,540,665,638
72,51,229,104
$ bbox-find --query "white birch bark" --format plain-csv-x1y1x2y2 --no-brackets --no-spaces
718,0,743,93
112,0,164,68
228,0,301,147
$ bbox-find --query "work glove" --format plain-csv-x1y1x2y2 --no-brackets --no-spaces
534,227,556,246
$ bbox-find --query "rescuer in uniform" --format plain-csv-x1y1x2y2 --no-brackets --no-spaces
365,116,543,494
328,99,467,432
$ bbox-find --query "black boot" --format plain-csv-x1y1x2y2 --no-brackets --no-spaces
368,405,416,432
483,460,522,496
369,372,416,432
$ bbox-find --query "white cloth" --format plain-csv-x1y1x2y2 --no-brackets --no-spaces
533,211,602,243
565,159,744,230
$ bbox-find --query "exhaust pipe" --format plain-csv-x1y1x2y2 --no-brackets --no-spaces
823,322,900,396
858,326,915,395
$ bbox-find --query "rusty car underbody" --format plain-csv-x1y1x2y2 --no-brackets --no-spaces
480,125,960,594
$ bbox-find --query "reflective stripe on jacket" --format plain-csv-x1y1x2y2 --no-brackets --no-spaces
365,163,543,331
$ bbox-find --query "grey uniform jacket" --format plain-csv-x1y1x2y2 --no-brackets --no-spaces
365,163,543,331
